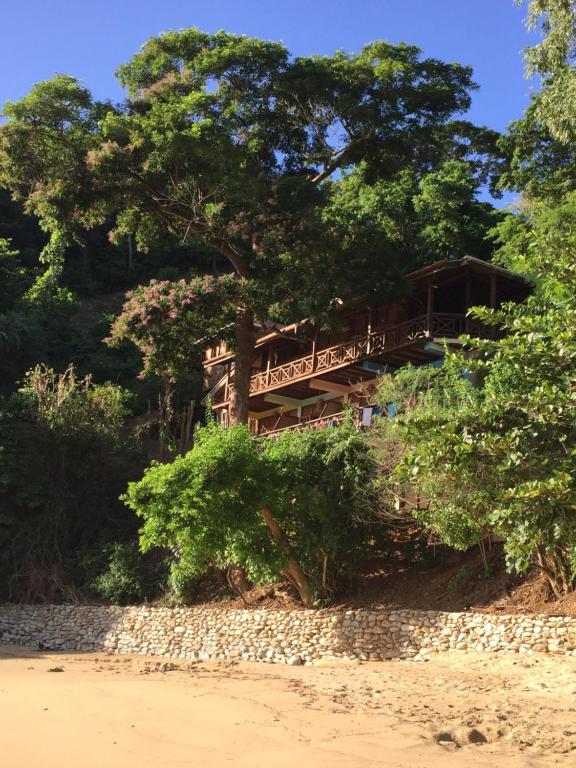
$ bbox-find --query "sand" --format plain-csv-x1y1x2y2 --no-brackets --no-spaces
1,645,576,767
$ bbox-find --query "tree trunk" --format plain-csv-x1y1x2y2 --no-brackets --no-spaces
229,304,255,426
259,507,314,608
536,545,572,598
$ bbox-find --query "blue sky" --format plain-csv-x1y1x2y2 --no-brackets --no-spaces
1,1,537,126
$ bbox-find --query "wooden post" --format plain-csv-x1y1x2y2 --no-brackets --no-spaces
265,349,271,387
490,273,497,308
426,280,434,335
465,271,472,333
311,329,318,373
367,308,373,353
490,273,498,339
224,362,231,404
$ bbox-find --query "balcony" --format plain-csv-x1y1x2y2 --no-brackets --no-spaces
249,312,482,397
258,410,350,437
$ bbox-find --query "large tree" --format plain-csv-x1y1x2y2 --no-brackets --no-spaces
499,2,576,202
0,30,498,424
518,0,576,143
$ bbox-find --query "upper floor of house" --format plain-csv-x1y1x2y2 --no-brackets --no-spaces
202,257,530,436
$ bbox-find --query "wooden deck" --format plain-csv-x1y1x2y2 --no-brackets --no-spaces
249,312,483,397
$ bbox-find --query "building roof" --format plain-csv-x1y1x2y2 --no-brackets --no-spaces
408,255,531,285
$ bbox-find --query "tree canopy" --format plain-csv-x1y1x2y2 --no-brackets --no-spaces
0,30,500,423
499,2,576,201
519,0,576,144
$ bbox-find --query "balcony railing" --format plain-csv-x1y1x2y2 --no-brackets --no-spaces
258,411,350,438
250,312,480,396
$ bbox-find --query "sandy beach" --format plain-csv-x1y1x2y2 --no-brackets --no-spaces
1,645,576,767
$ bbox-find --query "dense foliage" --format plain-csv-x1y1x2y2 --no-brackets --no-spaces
518,0,576,144
372,194,576,597
107,274,237,380
0,366,149,602
124,421,378,606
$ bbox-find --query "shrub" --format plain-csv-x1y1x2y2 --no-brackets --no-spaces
124,420,378,605
90,542,167,605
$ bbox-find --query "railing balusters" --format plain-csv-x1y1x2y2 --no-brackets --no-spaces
248,313,486,396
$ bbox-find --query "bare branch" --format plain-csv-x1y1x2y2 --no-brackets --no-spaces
311,131,373,184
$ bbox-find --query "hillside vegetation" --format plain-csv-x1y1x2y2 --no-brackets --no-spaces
0,2,575,608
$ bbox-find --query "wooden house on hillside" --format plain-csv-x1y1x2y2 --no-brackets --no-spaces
202,257,529,436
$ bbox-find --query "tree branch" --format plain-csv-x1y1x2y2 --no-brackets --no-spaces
311,131,373,184
158,206,250,278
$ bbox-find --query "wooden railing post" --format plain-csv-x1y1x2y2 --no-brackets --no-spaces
311,329,318,373
265,352,271,389
225,362,231,403
426,280,434,334
490,273,498,339
367,308,372,354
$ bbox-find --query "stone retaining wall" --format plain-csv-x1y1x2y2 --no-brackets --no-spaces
1,605,576,664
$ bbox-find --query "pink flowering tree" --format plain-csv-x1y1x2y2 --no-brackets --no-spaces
107,274,237,380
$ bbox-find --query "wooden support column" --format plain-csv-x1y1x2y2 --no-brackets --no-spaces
490,273,497,308
426,280,434,334
490,273,498,339
311,329,318,373
224,362,231,403
367,308,373,353
465,271,472,333
265,348,271,388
